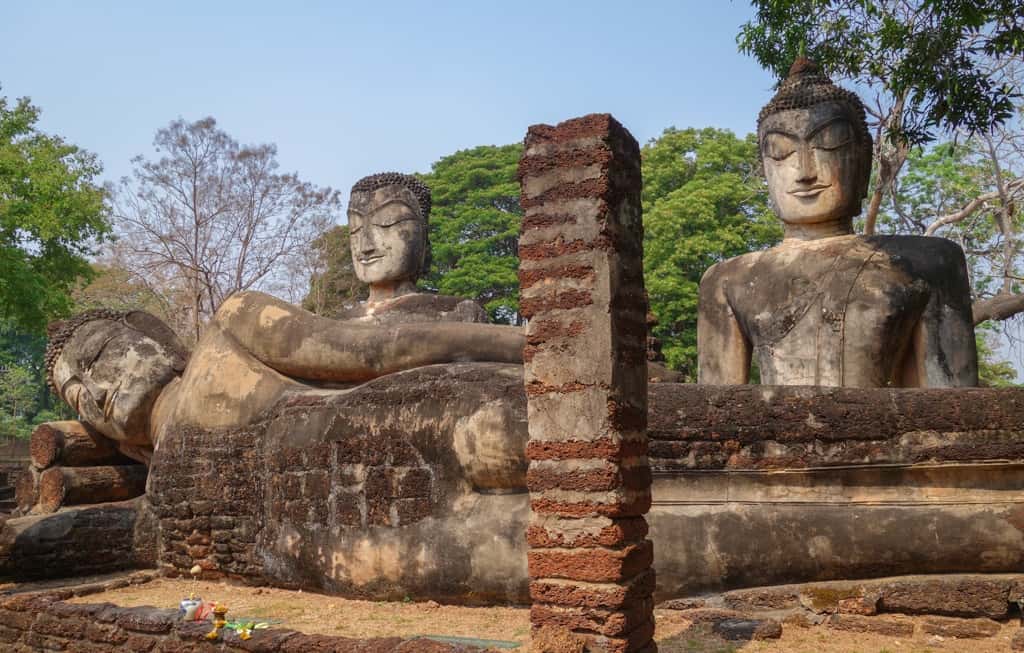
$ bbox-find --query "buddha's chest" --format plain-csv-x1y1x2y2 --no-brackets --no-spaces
725,248,931,385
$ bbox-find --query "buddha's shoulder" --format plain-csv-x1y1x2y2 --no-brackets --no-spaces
863,234,967,267
700,250,766,283
701,235,967,287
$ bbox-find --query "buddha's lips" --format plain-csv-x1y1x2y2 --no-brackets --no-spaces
789,184,830,198
358,255,384,265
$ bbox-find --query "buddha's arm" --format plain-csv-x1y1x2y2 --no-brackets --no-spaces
908,251,979,387
213,291,524,383
697,266,751,384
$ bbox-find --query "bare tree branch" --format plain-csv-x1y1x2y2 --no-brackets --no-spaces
109,118,342,342
974,292,1024,325
924,177,1024,236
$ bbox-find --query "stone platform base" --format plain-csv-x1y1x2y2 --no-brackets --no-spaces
0,587,483,652
0,497,155,581
659,573,1024,643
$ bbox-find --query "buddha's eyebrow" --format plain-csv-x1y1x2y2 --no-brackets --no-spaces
764,128,798,140
807,116,850,139
347,199,416,219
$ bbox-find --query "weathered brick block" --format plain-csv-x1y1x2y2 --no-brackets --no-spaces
0,608,37,630
395,468,431,498
519,113,654,653
579,618,656,653
115,607,175,634
124,634,157,652
530,570,656,610
332,492,363,525
32,613,86,639
303,470,330,498
530,489,651,519
531,599,653,636
527,460,650,493
23,630,69,650
528,540,653,583
526,515,648,549
83,622,128,646
394,498,431,525
525,438,647,462
0,625,22,643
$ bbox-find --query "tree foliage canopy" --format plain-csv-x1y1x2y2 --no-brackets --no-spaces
738,0,1024,145
419,144,523,324
0,92,110,333
302,225,367,317
642,127,782,379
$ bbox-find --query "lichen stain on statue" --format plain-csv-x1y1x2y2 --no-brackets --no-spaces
697,58,979,387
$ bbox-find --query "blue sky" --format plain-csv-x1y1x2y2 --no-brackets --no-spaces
1,1,773,192
5,1,1021,375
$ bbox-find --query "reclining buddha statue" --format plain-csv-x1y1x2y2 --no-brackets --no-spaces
45,173,525,464
697,59,978,387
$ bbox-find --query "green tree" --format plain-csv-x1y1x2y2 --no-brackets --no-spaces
0,320,73,436
302,225,367,317
738,0,1024,232
975,327,1019,387
642,128,782,379
0,91,110,333
419,144,523,324
0,364,36,417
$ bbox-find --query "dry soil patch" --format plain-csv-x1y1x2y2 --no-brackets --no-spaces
60,577,1022,651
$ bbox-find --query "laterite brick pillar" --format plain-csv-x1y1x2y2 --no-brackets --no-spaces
518,114,655,653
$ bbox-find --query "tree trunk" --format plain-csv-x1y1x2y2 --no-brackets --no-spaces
30,421,130,470
863,188,884,235
37,465,148,514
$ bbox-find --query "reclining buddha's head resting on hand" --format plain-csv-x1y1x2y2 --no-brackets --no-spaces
757,58,873,239
348,172,432,302
46,309,188,445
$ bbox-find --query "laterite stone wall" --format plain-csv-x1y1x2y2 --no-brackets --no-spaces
518,114,655,653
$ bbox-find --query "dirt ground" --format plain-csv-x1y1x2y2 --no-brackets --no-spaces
45,576,1020,652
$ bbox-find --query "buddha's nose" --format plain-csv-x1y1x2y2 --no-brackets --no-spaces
796,146,818,182
359,230,378,254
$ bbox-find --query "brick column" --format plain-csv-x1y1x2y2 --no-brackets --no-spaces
518,114,654,653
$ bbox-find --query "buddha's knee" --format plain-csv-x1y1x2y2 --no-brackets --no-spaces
453,399,528,493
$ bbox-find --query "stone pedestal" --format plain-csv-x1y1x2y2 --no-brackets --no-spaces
518,114,655,653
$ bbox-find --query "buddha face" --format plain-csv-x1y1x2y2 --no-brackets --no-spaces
51,318,183,444
347,185,426,285
760,101,869,226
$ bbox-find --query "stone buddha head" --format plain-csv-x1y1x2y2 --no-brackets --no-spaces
46,310,187,444
347,173,431,298
757,58,873,238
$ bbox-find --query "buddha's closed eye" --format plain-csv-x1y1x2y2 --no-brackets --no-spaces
812,121,853,150
765,134,797,161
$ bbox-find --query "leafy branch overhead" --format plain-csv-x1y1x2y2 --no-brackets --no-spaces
0,92,110,333
738,0,1024,145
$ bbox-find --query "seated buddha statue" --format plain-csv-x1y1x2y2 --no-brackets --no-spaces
45,173,525,462
697,59,978,387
